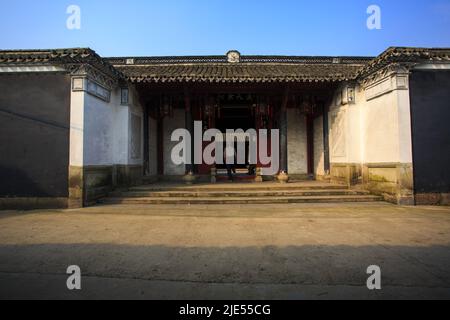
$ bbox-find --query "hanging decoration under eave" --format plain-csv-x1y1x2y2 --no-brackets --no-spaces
256,96,273,129
159,94,174,118
202,96,216,129
297,95,318,115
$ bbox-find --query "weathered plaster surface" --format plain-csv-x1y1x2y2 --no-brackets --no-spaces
313,116,325,177
69,83,145,207
287,109,307,175
326,73,415,204
163,109,185,176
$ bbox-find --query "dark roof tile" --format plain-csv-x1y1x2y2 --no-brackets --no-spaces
115,63,365,83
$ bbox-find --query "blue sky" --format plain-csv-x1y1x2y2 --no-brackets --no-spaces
1,0,449,57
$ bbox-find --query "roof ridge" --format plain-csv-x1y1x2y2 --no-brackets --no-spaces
0,47,92,53
106,54,374,59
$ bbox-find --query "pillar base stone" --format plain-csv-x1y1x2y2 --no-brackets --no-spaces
277,172,289,184
255,167,263,183
182,172,196,185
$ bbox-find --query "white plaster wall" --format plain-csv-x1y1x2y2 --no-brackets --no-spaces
313,116,325,176
148,116,158,176
128,111,143,166
327,79,413,166
70,83,144,167
328,87,362,165
287,109,308,174
329,104,349,164
83,93,115,166
69,90,85,167
361,90,400,163
127,86,144,166
112,105,130,165
361,85,413,164
346,102,362,164
164,109,185,175
396,89,413,163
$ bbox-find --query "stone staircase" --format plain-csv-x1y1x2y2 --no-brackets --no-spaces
100,181,383,205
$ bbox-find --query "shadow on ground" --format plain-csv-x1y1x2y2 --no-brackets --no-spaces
0,243,449,299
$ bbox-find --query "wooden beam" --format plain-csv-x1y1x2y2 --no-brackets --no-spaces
279,86,289,173
143,103,150,176
307,114,314,176
184,87,194,174
322,103,331,175
157,113,164,176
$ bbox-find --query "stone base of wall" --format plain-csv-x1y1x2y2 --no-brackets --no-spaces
69,166,84,209
115,165,143,187
84,166,114,206
329,163,415,205
330,163,362,186
0,197,68,210
415,193,450,206
362,163,414,205
69,165,143,208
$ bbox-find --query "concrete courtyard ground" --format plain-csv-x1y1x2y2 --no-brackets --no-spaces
0,202,449,300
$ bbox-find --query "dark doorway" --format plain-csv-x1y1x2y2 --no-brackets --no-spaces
216,104,255,132
215,103,255,174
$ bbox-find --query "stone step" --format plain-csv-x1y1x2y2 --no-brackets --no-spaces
101,195,383,205
109,189,370,198
129,184,347,193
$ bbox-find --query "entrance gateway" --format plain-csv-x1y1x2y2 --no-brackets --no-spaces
1,47,449,208
117,49,357,186
215,98,256,179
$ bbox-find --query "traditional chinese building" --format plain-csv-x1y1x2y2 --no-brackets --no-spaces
0,47,449,208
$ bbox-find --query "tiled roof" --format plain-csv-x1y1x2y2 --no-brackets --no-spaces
108,48,450,83
0,48,122,79
108,55,372,83
357,47,450,77
1,47,450,84
113,62,367,83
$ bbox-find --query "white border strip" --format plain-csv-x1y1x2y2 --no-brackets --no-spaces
0,65,66,73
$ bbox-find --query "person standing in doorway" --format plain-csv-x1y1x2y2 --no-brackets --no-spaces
224,144,236,181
